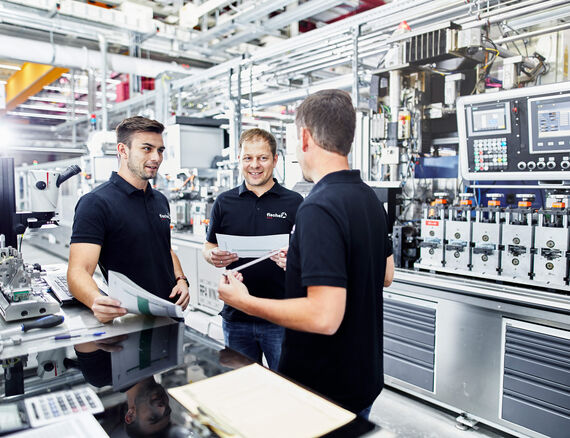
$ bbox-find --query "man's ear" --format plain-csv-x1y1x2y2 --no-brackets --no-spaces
124,407,135,424
300,127,310,152
117,143,128,159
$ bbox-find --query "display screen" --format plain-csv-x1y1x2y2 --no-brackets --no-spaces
529,94,570,154
536,100,570,138
471,105,507,132
466,102,510,137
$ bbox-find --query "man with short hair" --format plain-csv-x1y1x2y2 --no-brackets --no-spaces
68,116,190,323
219,90,394,416
203,128,303,370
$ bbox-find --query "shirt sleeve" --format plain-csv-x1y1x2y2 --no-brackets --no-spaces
381,205,393,258
297,203,347,289
205,197,222,244
70,194,107,246
385,235,393,258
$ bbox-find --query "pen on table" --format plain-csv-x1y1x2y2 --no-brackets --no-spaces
54,331,106,341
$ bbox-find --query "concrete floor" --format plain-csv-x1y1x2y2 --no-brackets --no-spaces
22,243,514,438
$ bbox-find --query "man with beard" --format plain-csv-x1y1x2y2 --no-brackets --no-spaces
218,90,394,417
68,116,189,323
203,128,303,370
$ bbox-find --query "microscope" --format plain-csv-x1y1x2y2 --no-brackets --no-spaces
0,157,81,321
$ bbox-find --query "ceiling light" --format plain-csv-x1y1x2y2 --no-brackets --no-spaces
0,64,21,71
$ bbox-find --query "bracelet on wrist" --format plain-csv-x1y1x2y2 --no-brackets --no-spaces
176,275,189,286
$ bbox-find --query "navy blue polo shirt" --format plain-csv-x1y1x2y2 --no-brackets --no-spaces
206,179,303,322
71,172,176,301
278,170,392,413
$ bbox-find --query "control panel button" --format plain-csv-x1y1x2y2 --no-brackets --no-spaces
517,162,526,170
537,161,546,170
561,161,570,169
547,161,556,169
527,161,536,170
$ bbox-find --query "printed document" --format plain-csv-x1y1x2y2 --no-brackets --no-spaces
10,414,108,438
107,270,183,318
168,363,356,438
216,233,289,258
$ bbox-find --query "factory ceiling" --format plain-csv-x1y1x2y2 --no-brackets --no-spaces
0,0,384,129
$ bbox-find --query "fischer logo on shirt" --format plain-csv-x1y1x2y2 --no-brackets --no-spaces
267,212,287,219
159,213,171,221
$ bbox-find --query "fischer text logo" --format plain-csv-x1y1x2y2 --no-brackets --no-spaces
267,212,287,219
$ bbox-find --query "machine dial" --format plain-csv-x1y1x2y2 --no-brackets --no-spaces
547,161,556,169
561,161,570,169
536,162,546,170
517,162,526,170
527,161,536,170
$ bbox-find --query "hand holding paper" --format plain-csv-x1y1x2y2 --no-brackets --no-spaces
216,233,289,258
107,271,184,319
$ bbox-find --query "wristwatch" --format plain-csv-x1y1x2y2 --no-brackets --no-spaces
176,275,189,287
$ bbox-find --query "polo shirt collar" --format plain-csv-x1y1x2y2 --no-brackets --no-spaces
110,171,153,197
238,178,283,197
314,169,361,188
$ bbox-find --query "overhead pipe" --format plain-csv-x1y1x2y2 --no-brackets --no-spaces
0,35,194,77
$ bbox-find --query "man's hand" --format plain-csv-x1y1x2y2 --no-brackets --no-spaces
170,280,190,310
209,248,239,268
91,296,128,323
218,271,248,309
93,334,129,352
75,334,128,353
270,247,288,271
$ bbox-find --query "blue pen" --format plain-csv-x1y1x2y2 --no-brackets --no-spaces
92,332,106,336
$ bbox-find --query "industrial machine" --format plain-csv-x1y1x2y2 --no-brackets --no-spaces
0,158,81,321
501,194,535,281
417,193,448,269
443,193,472,274
0,241,59,321
457,82,570,181
533,196,570,288
471,193,503,277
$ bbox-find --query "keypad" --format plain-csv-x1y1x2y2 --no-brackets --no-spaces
24,387,104,428
473,138,508,172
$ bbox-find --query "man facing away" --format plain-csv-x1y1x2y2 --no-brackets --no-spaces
203,128,303,370
219,90,394,416
68,116,190,323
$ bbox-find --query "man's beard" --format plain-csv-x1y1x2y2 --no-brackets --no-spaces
128,157,153,181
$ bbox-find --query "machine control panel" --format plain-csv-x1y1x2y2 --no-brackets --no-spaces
458,82,570,180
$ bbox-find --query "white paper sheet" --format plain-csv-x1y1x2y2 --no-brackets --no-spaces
107,271,183,318
216,233,289,258
10,414,108,438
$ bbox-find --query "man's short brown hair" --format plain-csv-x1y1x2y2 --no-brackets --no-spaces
239,128,277,156
295,89,355,156
116,116,165,147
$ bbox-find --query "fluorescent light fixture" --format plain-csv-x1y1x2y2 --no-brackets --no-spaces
6,111,69,120
0,63,21,71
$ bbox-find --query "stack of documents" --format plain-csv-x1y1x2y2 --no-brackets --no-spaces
168,363,356,438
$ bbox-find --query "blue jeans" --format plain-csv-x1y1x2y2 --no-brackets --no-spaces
222,319,284,370
358,405,372,420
